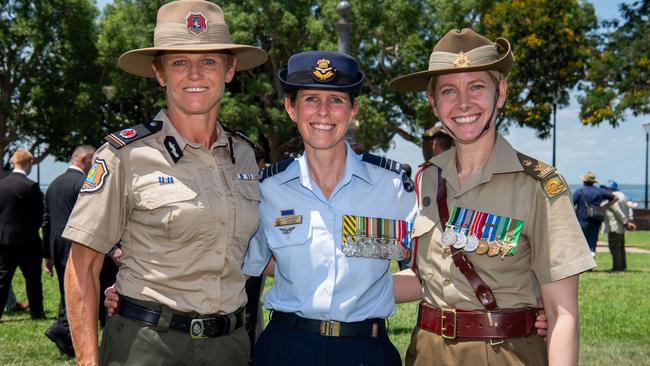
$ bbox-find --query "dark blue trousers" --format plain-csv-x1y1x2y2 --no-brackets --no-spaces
252,319,401,366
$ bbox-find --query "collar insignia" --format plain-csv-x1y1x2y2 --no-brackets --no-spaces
312,58,335,82
453,51,471,68
186,12,208,35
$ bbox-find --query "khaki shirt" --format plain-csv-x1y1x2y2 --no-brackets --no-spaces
63,110,260,314
412,134,595,310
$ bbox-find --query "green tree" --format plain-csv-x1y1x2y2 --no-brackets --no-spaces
96,0,597,162
0,0,101,174
579,0,650,126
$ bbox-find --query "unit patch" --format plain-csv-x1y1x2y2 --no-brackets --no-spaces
543,176,567,198
186,13,208,35
81,159,109,193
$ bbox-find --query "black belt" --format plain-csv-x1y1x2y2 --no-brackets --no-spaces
117,298,245,339
270,311,385,338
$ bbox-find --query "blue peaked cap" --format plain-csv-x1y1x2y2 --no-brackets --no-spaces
278,51,365,96
601,180,619,191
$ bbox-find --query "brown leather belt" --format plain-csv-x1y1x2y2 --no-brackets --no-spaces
417,303,538,339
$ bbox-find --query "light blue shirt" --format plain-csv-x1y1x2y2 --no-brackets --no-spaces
242,146,417,322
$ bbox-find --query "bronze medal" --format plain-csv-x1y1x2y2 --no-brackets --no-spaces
487,241,501,257
475,239,489,255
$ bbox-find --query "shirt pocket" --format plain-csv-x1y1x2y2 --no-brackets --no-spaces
131,180,204,244
234,179,261,202
265,218,312,280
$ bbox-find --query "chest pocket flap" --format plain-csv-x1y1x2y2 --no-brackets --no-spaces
235,180,261,202
411,212,436,239
138,182,198,210
264,213,312,249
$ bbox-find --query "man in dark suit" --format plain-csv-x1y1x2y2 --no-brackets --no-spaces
42,145,95,356
0,149,45,320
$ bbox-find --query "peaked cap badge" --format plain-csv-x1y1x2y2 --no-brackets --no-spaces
312,58,336,82
186,12,208,35
453,51,471,68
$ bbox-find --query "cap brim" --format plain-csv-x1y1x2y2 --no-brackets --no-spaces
389,38,513,92
278,69,365,95
118,44,268,77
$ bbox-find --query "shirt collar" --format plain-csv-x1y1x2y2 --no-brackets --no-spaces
431,133,523,195
68,165,85,174
154,110,229,157
12,168,27,176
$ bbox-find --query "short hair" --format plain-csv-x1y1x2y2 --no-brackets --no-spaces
71,145,96,163
10,149,33,167
432,132,453,150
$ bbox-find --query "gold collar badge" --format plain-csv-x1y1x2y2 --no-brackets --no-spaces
313,58,335,81
453,51,471,68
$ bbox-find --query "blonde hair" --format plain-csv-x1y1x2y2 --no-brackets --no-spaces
10,149,33,167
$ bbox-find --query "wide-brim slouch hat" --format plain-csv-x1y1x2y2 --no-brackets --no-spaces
389,28,513,92
581,171,598,184
118,0,267,77
278,51,365,96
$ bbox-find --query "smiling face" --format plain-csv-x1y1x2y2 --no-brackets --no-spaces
285,89,358,153
428,71,507,143
152,52,236,118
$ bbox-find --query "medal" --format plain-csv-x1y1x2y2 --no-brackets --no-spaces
465,235,479,252
441,227,457,246
453,231,467,249
487,241,501,257
476,239,489,255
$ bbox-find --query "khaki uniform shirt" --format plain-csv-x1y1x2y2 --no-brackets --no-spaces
412,134,595,310
63,110,260,314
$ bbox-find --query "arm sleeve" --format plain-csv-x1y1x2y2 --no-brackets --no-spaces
62,145,127,254
242,224,272,277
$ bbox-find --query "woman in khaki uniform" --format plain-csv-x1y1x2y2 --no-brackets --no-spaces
62,1,267,365
390,29,595,366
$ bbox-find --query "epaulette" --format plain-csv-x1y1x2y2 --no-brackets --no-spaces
361,152,414,192
516,152,567,198
259,158,295,183
105,120,163,149
221,124,257,150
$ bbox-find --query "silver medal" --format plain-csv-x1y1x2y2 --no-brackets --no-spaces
441,228,457,247
464,235,480,252
453,231,467,249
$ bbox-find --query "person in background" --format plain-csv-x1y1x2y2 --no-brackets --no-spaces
421,124,454,162
573,171,617,256
61,1,267,365
42,145,96,356
600,180,636,272
0,149,45,321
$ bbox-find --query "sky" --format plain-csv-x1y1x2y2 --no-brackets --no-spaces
31,0,646,186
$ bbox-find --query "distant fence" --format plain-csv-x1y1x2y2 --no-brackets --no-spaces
633,209,650,230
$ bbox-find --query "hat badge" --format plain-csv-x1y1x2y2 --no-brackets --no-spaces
312,58,335,82
186,12,208,35
453,51,471,68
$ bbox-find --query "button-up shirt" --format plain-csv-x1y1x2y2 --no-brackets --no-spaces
242,146,416,322
63,110,260,314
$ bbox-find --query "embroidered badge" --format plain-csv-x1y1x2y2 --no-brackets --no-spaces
81,159,109,193
543,176,566,197
186,12,208,35
312,58,335,82
119,128,137,139
453,51,471,68
274,209,303,227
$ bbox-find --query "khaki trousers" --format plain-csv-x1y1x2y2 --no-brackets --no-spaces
405,326,547,366
100,312,250,366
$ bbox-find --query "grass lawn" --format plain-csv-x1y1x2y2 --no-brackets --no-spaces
599,230,650,249
2,234,649,365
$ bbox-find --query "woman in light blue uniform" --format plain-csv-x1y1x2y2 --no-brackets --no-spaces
242,51,416,366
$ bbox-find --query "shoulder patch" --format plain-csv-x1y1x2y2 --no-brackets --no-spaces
221,124,256,149
541,174,568,198
80,158,109,193
361,152,414,192
105,120,163,149
259,158,295,183
516,152,556,180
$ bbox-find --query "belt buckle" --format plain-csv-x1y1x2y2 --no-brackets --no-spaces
190,319,207,339
320,320,341,337
440,308,457,340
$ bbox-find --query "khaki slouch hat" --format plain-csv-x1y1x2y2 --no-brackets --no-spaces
118,0,267,77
